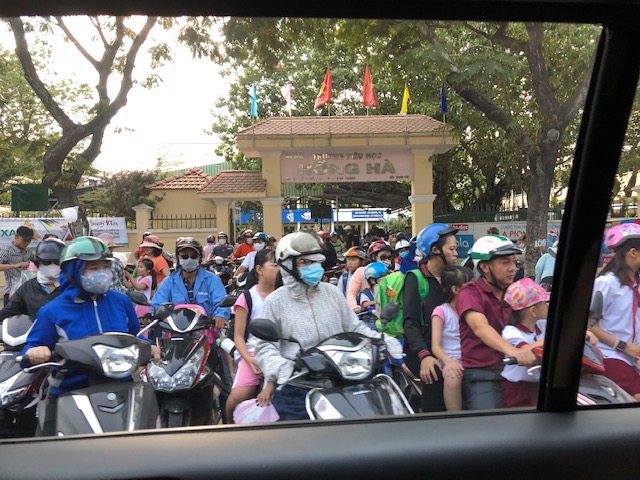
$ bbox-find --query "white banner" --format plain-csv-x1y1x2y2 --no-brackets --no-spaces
0,217,128,248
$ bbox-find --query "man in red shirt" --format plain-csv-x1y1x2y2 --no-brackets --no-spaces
457,235,537,410
231,229,255,261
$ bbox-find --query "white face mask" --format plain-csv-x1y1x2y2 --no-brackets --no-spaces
254,242,265,252
246,238,254,245
219,238,227,245
39,264,61,280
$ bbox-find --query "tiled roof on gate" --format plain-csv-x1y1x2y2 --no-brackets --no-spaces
237,114,444,136
199,170,267,194
146,167,212,190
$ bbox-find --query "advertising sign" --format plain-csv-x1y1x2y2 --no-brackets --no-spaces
352,210,385,219
283,209,332,223
281,148,413,183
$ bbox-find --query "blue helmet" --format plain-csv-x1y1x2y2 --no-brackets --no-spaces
416,223,458,258
364,261,389,281
253,232,269,242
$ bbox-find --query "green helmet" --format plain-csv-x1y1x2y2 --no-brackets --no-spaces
470,235,522,268
59,236,113,265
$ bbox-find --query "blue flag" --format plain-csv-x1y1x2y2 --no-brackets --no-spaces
250,84,258,117
440,82,447,116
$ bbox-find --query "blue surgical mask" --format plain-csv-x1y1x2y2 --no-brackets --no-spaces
299,262,324,286
80,269,111,295
180,258,200,272
399,251,410,259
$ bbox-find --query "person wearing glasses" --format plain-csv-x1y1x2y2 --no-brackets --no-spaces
0,238,65,322
254,230,402,421
151,237,230,330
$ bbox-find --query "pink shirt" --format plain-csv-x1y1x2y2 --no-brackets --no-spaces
346,266,368,309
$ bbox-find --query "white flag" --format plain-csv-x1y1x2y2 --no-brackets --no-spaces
281,82,295,116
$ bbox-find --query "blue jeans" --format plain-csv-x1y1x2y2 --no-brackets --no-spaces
272,384,311,421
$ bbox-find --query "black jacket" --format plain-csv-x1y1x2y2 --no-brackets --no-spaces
0,277,61,321
402,265,443,357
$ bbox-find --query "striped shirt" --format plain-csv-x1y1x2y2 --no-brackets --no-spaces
0,243,33,296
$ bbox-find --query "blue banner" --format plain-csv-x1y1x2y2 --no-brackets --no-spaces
352,210,384,219
455,234,474,258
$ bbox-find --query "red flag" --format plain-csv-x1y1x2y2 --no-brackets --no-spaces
314,67,332,110
362,65,380,109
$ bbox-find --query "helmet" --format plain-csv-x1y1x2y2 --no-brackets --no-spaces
604,223,640,250
319,231,331,239
415,223,458,257
218,231,228,238
206,235,215,244
504,278,550,311
470,235,522,268
59,236,112,266
276,230,325,262
330,231,337,236
214,256,224,265
364,261,389,281
394,239,410,251
345,246,367,260
367,240,392,258
175,237,203,258
142,231,152,238
253,232,269,242
243,229,255,238
35,238,66,265
344,225,352,231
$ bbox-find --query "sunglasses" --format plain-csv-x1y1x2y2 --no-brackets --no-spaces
40,260,60,266
180,253,199,260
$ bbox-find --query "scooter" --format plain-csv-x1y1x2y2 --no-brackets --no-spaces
0,315,48,437
248,316,414,420
130,292,226,427
25,332,160,436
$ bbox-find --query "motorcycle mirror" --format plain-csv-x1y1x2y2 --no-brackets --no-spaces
154,303,174,321
381,302,400,322
248,318,281,342
128,291,150,306
219,294,238,308
590,291,604,326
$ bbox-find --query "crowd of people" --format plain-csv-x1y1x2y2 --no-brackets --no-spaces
1,218,639,434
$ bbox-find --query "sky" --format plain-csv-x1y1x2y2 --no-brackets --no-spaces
1,17,230,174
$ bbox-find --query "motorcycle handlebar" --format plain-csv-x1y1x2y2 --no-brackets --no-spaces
503,356,518,365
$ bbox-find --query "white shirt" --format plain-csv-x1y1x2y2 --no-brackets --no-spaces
240,251,257,272
592,272,640,366
231,285,266,360
502,320,547,383
431,303,461,361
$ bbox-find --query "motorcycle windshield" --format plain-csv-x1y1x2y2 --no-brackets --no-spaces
159,306,210,333
582,341,605,373
157,336,206,376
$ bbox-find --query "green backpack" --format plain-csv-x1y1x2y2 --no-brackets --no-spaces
376,269,429,338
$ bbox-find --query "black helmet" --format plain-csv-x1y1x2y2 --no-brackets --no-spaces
175,237,203,258
35,238,66,265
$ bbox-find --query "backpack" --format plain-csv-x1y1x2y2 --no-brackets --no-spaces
376,269,429,338
226,290,253,342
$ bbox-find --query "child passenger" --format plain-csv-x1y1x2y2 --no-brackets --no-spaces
431,264,474,411
500,278,549,408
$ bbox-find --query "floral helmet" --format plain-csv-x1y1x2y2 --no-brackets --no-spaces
503,278,550,311
604,223,640,251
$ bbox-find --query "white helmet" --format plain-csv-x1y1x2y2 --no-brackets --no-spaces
214,256,224,265
394,239,410,251
470,235,522,269
275,230,325,262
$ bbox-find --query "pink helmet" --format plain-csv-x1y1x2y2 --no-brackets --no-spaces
604,223,640,251
503,278,550,311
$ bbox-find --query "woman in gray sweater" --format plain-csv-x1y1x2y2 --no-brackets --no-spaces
255,230,402,421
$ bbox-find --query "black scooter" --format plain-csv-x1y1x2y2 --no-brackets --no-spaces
0,315,48,437
249,311,414,420
24,332,159,435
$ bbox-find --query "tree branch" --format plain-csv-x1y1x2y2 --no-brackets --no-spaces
463,22,527,52
9,17,76,132
54,17,99,69
90,16,109,47
560,55,593,125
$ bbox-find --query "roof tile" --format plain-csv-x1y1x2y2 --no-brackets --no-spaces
147,167,212,190
199,170,266,194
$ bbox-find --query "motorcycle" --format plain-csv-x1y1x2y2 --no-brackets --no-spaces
130,292,226,427
248,317,414,420
0,315,48,437
25,332,159,436
206,256,234,287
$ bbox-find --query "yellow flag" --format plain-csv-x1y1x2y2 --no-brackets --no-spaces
400,84,410,114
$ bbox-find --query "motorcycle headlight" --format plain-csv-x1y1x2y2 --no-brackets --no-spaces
92,344,140,378
148,348,206,392
322,340,374,380
0,372,28,406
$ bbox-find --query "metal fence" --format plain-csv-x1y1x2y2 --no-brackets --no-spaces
150,213,217,230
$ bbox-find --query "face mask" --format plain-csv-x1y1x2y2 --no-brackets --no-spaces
399,251,410,259
380,258,392,268
81,269,111,295
246,238,254,245
299,262,324,286
254,242,265,252
219,238,227,245
180,258,200,272
39,264,61,279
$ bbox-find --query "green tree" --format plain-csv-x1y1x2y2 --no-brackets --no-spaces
208,19,599,273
